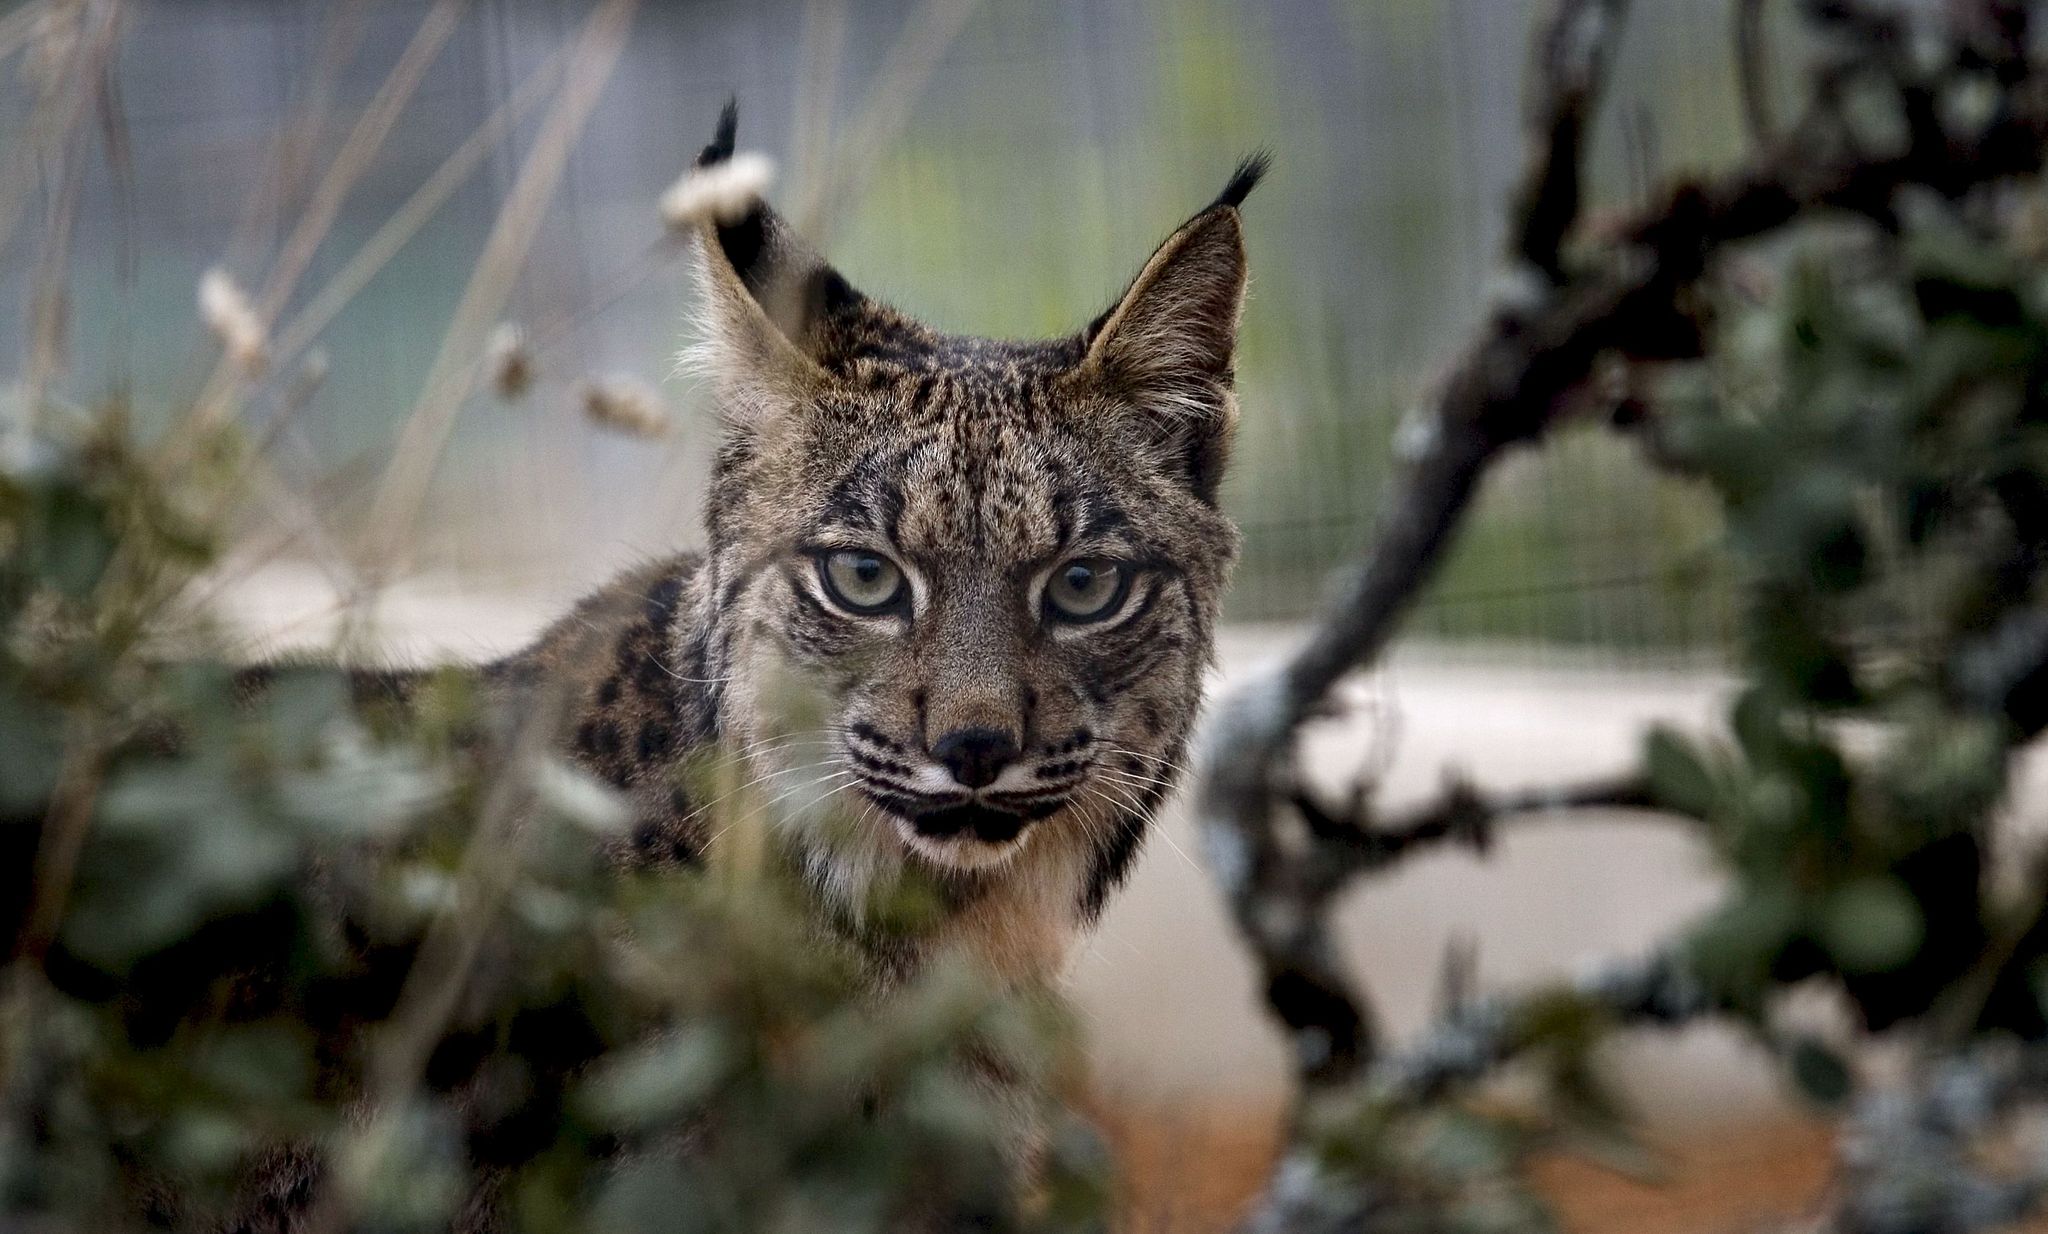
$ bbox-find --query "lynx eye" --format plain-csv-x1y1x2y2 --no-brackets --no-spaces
818,549,907,615
1044,558,1129,623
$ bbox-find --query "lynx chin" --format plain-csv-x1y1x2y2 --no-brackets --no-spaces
499,103,1264,987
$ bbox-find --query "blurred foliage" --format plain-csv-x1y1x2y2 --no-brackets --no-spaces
0,424,1107,1230
1229,14,2048,1224
1646,188,2048,1040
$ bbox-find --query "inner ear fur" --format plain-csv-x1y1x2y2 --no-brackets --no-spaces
685,102,869,418
1075,207,1249,420
1068,157,1265,502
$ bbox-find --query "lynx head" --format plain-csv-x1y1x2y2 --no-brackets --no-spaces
682,104,1260,926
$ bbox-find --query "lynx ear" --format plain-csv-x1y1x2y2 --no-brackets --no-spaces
683,102,869,419
1071,154,1266,502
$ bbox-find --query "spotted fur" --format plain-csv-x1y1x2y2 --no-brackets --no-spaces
505,103,1261,986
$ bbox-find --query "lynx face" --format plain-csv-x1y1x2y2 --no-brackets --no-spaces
685,108,1260,923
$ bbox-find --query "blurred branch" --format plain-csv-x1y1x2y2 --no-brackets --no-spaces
1197,0,1641,1101
1513,0,1630,281
1198,0,2048,1225
1382,950,1709,1104
1239,952,1714,1234
1291,774,1664,880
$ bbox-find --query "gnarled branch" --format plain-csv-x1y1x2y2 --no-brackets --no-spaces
1196,0,2048,1226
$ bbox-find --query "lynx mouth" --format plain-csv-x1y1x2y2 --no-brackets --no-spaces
855,784,1070,867
906,803,1031,844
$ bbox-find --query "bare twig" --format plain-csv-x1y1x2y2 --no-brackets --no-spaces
1292,773,1664,879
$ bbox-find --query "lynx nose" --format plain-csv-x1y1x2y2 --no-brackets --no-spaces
930,726,1018,790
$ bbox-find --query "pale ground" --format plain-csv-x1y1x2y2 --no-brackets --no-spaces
1076,628,1776,1128
213,564,1875,1134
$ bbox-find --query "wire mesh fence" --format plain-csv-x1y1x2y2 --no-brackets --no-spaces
0,0,1786,662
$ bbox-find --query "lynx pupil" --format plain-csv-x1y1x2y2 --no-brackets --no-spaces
823,549,905,613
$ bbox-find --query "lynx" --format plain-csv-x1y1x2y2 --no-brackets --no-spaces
500,103,1264,987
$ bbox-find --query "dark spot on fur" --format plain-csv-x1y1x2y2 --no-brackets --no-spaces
849,748,917,779
632,652,669,696
631,818,701,867
820,269,861,313
596,676,621,706
850,722,902,753
644,574,684,624
637,721,673,762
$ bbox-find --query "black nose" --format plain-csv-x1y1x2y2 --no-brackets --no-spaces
930,726,1018,789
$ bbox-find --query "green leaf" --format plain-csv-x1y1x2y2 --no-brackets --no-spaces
1685,883,1801,999
275,744,447,839
0,685,65,812
32,481,118,599
1818,876,1924,974
1643,727,1717,819
532,757,631,834
575,1025,737,1131
1787,1037,1852,1107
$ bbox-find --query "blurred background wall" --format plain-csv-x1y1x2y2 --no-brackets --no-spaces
0,0,1786,647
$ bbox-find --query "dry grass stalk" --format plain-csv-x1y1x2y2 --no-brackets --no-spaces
486,322,535,401
190,0,466,428
268,40,574,375
790,0,983,237
579,375,671,439
216,0,376,284
353,0,640,595
1,0,120,433
197,267,268,375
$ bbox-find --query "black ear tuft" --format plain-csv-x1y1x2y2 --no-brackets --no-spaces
697,97,739,169
1208,152,1270,212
